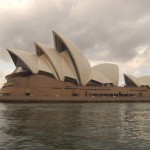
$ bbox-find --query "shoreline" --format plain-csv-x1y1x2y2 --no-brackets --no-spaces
0,96,150,103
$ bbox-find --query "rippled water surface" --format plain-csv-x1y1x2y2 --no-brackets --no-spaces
0,103,150,149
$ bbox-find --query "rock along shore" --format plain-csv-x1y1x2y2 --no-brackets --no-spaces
0,96,150,103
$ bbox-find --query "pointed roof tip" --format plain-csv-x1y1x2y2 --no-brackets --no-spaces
34,42,48,49
124,73,137,78
34,41,46,46
124,73,132,76
7,48,10,52
34,42,38,46
52,30,58,33
34,41,37,44
7,48,19,51
52,30,56,35
7,48,19,53
6,49,12,55
34,41,41,47
52,30,62,37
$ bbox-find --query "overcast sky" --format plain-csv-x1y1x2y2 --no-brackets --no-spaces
0,0,150,86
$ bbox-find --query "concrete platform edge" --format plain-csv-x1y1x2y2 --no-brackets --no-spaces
0,96,150,103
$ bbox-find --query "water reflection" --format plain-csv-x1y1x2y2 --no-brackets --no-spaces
0,103,150,149
119,103,150,149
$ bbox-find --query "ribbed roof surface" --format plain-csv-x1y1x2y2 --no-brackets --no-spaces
7,31,120,86
93,63,119,86
124,74,150,87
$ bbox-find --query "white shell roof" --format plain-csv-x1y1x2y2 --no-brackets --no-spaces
38,54,58,79
8,49,39,73
53,31,91,85
7,49,57,79
61,51,79,83
7,31,120,86
139,75,150,86
35,42,79,83
124,74,150,87
93,63,119,86
35,42,63,80
124,74,140,86
88,69,112,84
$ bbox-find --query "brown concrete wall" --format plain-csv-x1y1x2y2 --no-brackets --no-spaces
1,74,150,97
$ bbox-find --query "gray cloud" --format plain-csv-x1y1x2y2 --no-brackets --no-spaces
0,0,150,68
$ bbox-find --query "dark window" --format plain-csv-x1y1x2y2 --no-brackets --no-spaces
39,71,56,79
85,91,88,96
36,46,44,56
55,36,68,53
26,92,30,96
124,74,137,87
87,80,103,86
72,93,78,96
64,76,78,85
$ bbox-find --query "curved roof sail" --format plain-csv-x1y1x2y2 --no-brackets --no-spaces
61,51,79,83
7,31,122,87
7,49,57,78
139,75,150,86
93,63,119,86
7,49,39,73
88,69,112,85
124,74,140,87
53,31,91,85
34,42,78,82
35,42,61,80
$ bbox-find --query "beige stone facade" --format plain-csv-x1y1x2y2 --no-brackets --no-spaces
1,73,150,97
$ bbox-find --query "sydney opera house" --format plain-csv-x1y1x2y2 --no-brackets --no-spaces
1,31,150,98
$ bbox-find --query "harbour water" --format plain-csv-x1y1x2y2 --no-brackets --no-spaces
0,103,150,150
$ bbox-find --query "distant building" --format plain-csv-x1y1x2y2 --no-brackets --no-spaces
1,31,150,97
